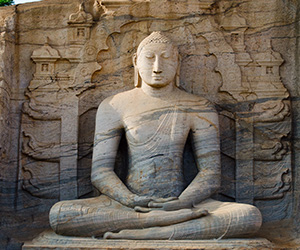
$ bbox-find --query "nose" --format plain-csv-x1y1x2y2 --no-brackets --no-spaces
153,56,162,74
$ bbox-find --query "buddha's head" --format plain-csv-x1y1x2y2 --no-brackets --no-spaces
133,32,180,88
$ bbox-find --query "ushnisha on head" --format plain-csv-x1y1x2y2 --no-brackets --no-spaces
133,32,180,88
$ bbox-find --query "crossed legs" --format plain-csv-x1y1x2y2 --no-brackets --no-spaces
104,199,262,239
49,196,262,239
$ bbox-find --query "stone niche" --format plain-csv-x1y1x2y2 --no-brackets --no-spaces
0,0,300,249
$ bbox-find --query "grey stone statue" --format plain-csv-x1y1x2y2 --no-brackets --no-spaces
49,32,262,240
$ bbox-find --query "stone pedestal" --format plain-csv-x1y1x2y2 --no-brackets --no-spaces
23,230,274,250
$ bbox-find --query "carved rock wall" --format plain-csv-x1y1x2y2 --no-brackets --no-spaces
0,5,20,249
0,0,299,248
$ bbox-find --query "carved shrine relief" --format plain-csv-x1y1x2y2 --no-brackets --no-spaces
68,3,94,45
219,9,291,221
21,3,101,201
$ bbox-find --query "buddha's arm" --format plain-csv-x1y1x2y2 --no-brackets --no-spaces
149,104,221,211
91,99,152,208
178,105,221,205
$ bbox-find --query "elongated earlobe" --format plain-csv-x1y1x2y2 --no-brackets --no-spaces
133,53,142,87
134,68,142,87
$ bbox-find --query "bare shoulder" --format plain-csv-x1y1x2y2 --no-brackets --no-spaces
175,89,216,112
95,90,139,129
98,88,138,113
175,89,218,129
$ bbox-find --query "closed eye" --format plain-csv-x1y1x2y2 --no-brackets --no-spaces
145,54,154,59
161,53,170,59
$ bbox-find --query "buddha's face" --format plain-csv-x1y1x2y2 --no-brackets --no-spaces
136,43,178,88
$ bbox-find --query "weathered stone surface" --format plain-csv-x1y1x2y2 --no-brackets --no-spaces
23,230,274,250
0,0,299,248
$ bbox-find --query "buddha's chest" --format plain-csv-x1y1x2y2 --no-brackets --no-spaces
123,107,190,148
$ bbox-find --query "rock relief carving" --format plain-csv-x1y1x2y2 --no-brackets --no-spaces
19,0,292,224
22,131,77,161
21,3,101,200
251,100,290,123
217,7,291,219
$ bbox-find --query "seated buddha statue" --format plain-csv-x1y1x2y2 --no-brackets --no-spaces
49,31,262,240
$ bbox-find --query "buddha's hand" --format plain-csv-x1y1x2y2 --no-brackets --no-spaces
148,198,193,211
133,197,177,213
124,194,154,209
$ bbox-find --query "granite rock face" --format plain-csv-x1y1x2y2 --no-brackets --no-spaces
0,0,299,249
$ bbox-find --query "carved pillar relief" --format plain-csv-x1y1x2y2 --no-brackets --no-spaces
251,99,292,221
21,3,101,201
216,6,292,221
